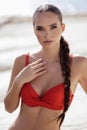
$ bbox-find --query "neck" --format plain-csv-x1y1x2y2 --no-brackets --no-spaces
40,46,60,62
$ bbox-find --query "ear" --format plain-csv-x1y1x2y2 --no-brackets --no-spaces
61,23,65,32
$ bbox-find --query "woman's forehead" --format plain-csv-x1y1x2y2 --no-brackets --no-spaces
33,12,60,26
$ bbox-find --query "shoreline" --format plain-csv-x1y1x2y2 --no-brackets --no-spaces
0,14,87,27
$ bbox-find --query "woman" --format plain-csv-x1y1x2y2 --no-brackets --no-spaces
4,4,87,130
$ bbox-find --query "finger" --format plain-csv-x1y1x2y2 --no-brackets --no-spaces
35,70,47,77
31,58,43,66
35,65,47,73
33,61,47,70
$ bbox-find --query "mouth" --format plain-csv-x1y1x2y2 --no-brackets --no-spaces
44,40,53,44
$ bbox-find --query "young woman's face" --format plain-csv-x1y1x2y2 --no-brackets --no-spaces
33,12,65,48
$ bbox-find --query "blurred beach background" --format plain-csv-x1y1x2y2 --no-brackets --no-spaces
0,0,87,130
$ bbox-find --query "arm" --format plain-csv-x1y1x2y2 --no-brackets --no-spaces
4,55,26,113
4,54,47,113
79,56,87,94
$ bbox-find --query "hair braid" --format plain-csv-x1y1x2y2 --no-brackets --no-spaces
57,36,71,127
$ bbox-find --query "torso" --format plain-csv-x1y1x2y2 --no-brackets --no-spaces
9,104,62,130
8,52,81,130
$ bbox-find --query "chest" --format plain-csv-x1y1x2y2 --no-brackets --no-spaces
30,63,64,96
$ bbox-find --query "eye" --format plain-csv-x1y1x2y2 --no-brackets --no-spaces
36,26,43,31
51,25,57,29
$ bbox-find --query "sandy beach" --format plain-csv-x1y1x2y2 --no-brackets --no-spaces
0,16,87,130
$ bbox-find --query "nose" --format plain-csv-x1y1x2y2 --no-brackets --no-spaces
44,30,51,38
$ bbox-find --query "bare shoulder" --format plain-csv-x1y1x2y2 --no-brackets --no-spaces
72,54,87,65
14,54,27,69
7,54,27,90
14,52,40,68
70,54,87,93
72,54,87,94
15,52,40,66
11,53,28,78
70,54,87,75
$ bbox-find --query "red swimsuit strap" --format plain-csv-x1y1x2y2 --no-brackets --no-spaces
25,53,29,66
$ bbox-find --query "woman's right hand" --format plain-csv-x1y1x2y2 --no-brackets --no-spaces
16,58,47,86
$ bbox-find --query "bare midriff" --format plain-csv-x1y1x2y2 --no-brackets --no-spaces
8,103,63,130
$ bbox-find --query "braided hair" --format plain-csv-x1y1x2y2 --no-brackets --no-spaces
58,35,71,126
33,4,71,127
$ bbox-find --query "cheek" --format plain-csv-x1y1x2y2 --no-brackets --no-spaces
35,32,44,43
35,32,43,40
52,30,61,38
55,28,63,36
52,30,62,41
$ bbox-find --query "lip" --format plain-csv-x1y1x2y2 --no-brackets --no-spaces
44,40,53,43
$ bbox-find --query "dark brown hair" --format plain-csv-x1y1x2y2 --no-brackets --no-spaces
33,4,62,25
33,4,71,127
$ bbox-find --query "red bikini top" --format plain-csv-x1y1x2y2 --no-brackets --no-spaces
20,54,74,110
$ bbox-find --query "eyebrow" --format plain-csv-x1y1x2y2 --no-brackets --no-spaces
49,23,58,27
35,23,58,28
